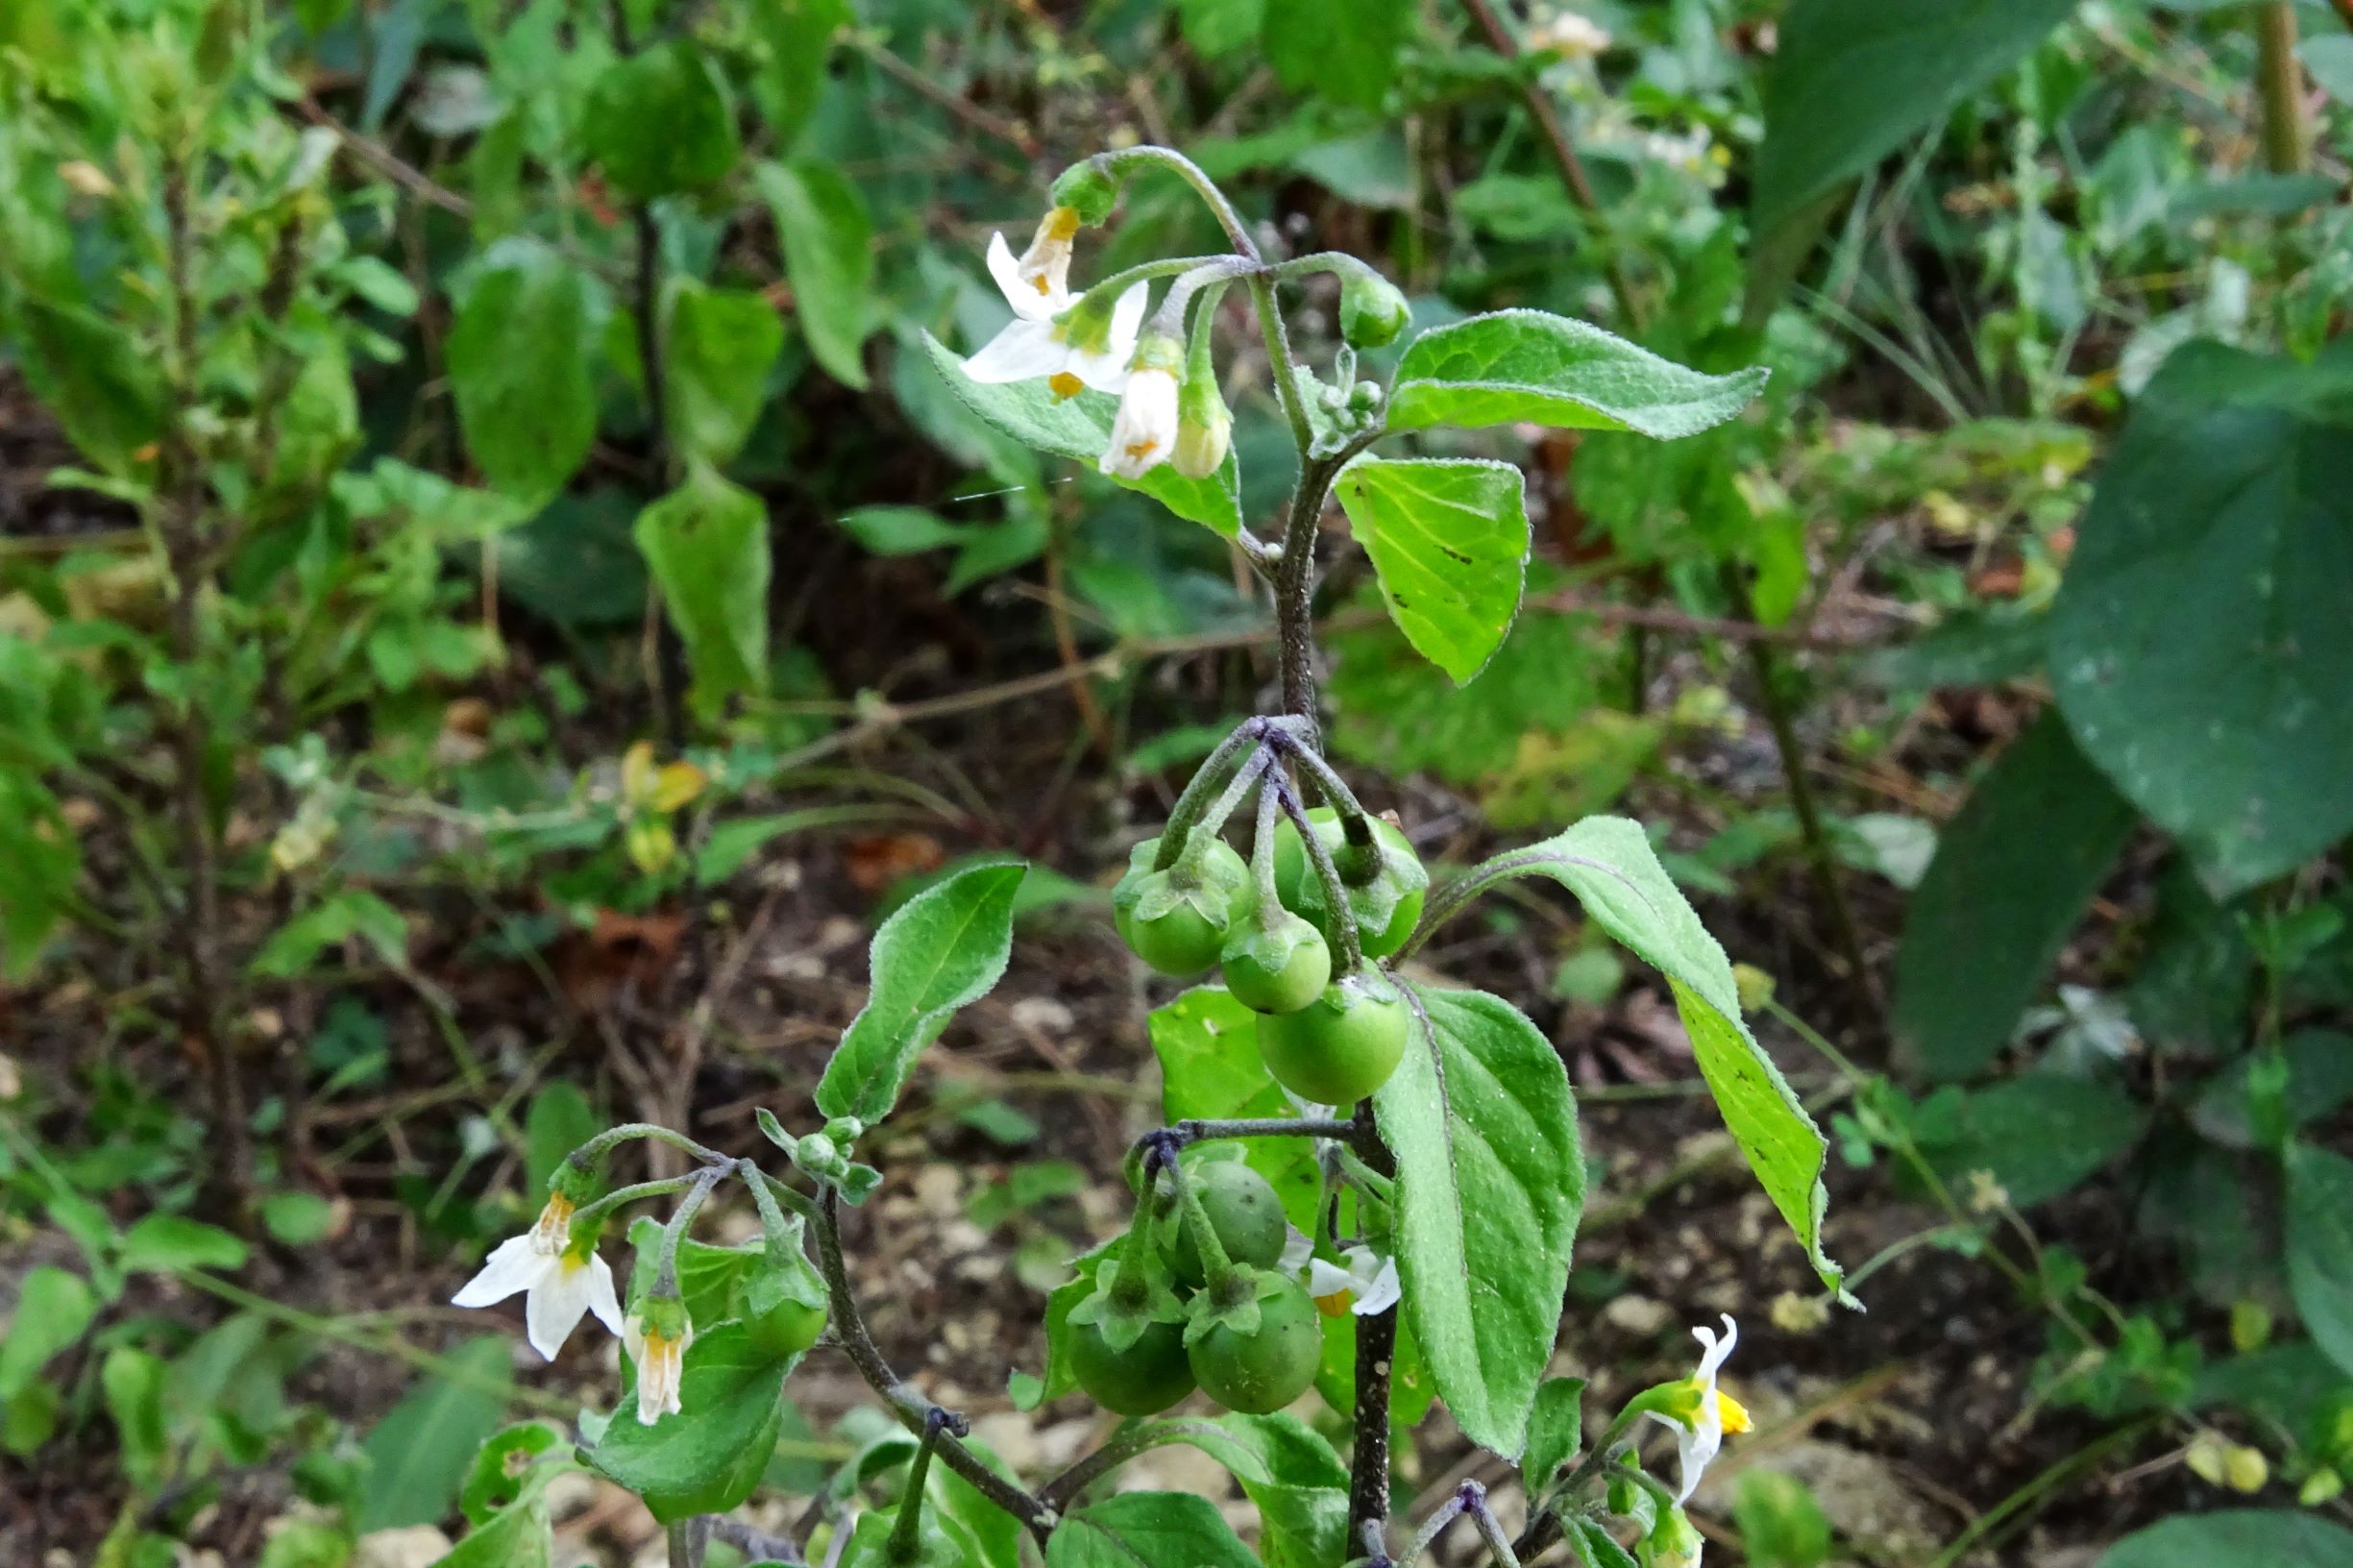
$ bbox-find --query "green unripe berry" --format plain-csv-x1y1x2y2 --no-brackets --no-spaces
1272,808,1428,961
1114,833,1253,976
1171,1161,1288,1288
1255,973,1410,1107
1220,907,1330,1015
1339,273,1410,349
1070,1318,1196,1416
1188,1274,1322,1415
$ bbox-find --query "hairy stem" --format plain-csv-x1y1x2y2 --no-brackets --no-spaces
1346,1101,1399,1543
812,1188,1056,1539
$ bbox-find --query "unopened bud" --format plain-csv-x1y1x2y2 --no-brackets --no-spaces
1049,161,1120,226
1339,272,1409,348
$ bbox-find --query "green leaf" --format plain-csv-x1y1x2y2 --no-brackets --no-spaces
1373,985,1581,1458
525,1082,600,1197
1432,817,1846,1299
0,1266,95,1400
665,282,785,466
9,298,163,476
120,1214,250,1274
2304,35,2353,103
2289,1143,2353,1380
1524,1377,1584,1488
260,1190,338,1246
249,890,410,978
590,1323,797,1523
756,160,874,390
1148,986,1321,1232
1263,0,1409,109
634,466,773,717
748,0,850,148
1891,712,2137,1077
357,1335,512,1531
1133,1414,1349,1568
1334,456,1530,685
2098,1511,2353,1568
434,1500,553,1568
459,1422,572,1525
1046,1492,1261,1568
2049,341,2353,894
815,861,1028,1123
448,242,601,508
103,1346,170,1488
1750,0,2078,236
1386,311,1768,437
920,332,1242,538
0,772,81,980
1911,1076,2146,1209
582,41,741,199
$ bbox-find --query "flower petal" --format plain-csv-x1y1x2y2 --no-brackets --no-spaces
584,1253,625,1337
964,320,1066,383
1353,1257,1402,1317
1278,1225,1315,1274
1308,1258,1357,1297
985,233,1033,314
524,1258,593,1360
1106,281,1149,351
451,1235,543,1308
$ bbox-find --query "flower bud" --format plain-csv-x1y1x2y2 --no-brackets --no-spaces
1101,332,1185,479
1339,272,1410,348
1171,364,1232,480
1049,161,1121,226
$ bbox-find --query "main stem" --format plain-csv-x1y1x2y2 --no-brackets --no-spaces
1346,1104,1399,1542
2255,2,2308,175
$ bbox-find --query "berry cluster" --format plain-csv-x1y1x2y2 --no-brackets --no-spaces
1113,717,1429,1108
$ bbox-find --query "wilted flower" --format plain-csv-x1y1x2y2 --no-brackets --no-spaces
1100,333,1184,478
451,1193,624,1360
625,1296,696,1425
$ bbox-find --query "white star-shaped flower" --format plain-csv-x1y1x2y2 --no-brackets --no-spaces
1648,1314,1751,1501
1307,1245,1401,1317
1101,361,1180,478
451,1194,624,1360
965,209,1147,398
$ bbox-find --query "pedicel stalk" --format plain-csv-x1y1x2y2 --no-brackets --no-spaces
443,147,1852,1568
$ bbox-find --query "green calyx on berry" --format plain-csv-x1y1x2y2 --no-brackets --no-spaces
1272,807,1428,961
1255,971,1410,1106
744,1243,829,1356
1114,830,1253,976
1187,1271,1323,1415
1170,1159,1288,1288
1069,1315,1196,1416
1220,904,1331,1015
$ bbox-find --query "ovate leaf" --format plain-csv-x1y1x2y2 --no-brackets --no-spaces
633,467,772,717
10,299,163,476
589,1323,796,1523
1130,1414,1349,1568
1334,456,1530,685
1425,817,1846,1299
1910,1076,2146,1209
665,281,785,466
1374,985,1581,1457
2049,341,2353,894
2288,1143,2353,1380
356,1336,511,1531
582,41,740,199
448,241,601,508
1046,1492,1260,1568
0,1267,95,1401
815,861,1028,1123
1892,712,2137,1077
748,0,851,148
1386,311,1767,437
2099,1511,2353,1568
921,333,1242,538
1751,0,2078,236
756,160,873,390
